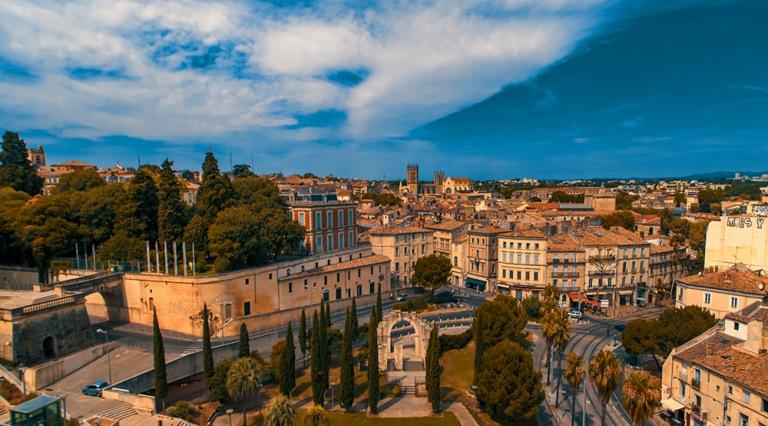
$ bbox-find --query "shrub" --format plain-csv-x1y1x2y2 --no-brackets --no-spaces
166,400,201,423
522,296,542,321
439,328,473,353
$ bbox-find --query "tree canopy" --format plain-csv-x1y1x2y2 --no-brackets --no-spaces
0,131,43,195
412,254,452,293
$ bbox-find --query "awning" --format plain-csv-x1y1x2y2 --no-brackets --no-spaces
466,278,486,286
568,292,589,303
496,283,510,289
661,398,685,412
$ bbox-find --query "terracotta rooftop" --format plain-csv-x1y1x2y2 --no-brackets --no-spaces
548,234,584,252
675,331,768,396
574,226,647,246
500,228,546,239
369,226,431,235
468,226,508,235
725,301,768,327
424,220,468,232
677,266,768,297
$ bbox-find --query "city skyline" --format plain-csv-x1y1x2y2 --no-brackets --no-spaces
1,0,766,178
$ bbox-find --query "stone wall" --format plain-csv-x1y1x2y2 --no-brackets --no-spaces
10,302,94,365
0,266,38,290
23,342,116,391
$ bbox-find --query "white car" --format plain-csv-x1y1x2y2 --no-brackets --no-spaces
567,310,583,320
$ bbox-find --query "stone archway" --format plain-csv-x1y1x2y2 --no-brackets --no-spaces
376,311,430,371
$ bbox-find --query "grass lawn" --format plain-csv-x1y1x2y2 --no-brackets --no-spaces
440,341,475,399
297,410,460,426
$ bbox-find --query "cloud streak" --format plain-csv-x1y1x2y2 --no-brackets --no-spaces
0,0,610,146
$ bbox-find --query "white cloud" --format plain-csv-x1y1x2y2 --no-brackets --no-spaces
0,0,610,143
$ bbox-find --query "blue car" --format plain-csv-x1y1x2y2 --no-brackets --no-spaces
82,380,109,396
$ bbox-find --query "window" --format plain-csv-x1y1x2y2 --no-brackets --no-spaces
761,398,768,413
744,390,751,404
315,212,322,229
288,282,293,293
740,414,749,426
348,209,354,225
338,232,344,249
328,234,334,250
323,288,329,301
316,235,322,251
517,254,522,263
327,211,334,228
336,288,342,300
735,322,741,331
517,271,522,280
728,385,734,395
681,383,686,397
704,293,712,304
349,231,355,248
503,241,507,248
453,256,458,266
525,271,530,281
535,243,539,250
245,278,250,285
356,285,362,296
338,210,344,226
502,269,506,278
244,302,251,316
534,254,539,265
731,297,739,309
304,279,308,290
370,282,375,294
534,272,539,281
269,273,273,280
678,287,684,301
298,212,305,226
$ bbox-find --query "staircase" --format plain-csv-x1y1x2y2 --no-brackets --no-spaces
401,384,416,395
97,403,138,421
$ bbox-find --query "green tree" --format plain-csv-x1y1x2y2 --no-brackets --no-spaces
115,168,158,241
351,297,359,339
99,231,144,262
426,324,441,413
232,164,254,178
476,340,544,423
367,311,380,414
622,318,659,367
340,307,355,410
473,313,484,384
621,371,661,426
54,169,104,193
299,309,308,367
673,191,687,207
226,357,261,400
238,323,250,358
698,188,725,213
564,352,586,426
157,159,187,242
589,349,622,426
264,395,296,426
522,296,542,320
552,311,571,407
375,283,383,323
474,295,529,349
656,306,716,356
208,206,265,272
310,311,323,405
0,131,43,195
207,358,235,403
600,211,636,231
196,151,235,221
412,254,451,293
202,304,214,380
257,207,306,261
153,308,168,402
549,191,584,203
279,322,296,396
318,300,329,392
325,298,332,328
183,215,209,271
0,187,29,265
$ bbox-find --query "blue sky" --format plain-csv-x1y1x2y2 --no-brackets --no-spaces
0,0,766,179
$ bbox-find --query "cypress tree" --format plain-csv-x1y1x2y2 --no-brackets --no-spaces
367,311,379,414
340,307,354,410
473,313,484,384
299,309,308,367
310,311,323,405
0,131,43,195
196,151,234,221
426,324,441,413
351,297,359,339
157,159,186,241
319,300,329,391
238,323,250,358
325,299,332,327
202,304,214,380
279,322,296,396
375,283,383,323
153,308,168,402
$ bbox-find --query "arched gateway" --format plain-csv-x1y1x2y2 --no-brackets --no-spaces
376,310,430,371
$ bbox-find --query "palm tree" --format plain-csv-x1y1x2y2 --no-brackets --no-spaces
564,352,585,426
226,357,261,400
542,308,568,386
265,395,296,426
552,312,571,407
541,284,561,315
589,349,622,426
622,371,661,426
303,404,329,426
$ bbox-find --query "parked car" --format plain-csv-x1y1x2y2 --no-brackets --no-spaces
82,380,109,396
396,295,408,302
614,324,626,332
567,310,583,320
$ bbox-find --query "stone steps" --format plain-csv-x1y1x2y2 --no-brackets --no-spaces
98,403,138,421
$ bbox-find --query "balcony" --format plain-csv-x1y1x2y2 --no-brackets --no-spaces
551,271,580,278
691,404,701,417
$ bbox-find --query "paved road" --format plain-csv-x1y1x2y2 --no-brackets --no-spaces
536,307,664,426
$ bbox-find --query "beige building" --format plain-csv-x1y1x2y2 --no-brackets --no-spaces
93,246,390,338
675,265,768,319
497,228,548,299
547,234,586,306
369,226,433,288
661,301,768,426
650,241,686,301
425,220,469,258
464,226,506,292
705,205,768,272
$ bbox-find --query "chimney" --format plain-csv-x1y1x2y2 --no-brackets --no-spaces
742,320,767,354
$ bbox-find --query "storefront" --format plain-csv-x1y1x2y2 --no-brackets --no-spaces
465,277,486,292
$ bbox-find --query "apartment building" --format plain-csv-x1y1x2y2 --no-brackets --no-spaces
425,220,469,258
578,226,651,308
289,189,357,254
497,228,548,299
705,204,768,272
650,241,687,301
674,265,768,319
547,234,586,305
369,226,433,288
464,226,506,292
661,301,768,426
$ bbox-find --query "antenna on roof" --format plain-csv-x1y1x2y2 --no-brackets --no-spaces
137,155,141,168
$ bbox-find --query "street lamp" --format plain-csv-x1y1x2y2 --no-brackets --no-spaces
226,408,234,426
96,329,112,384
